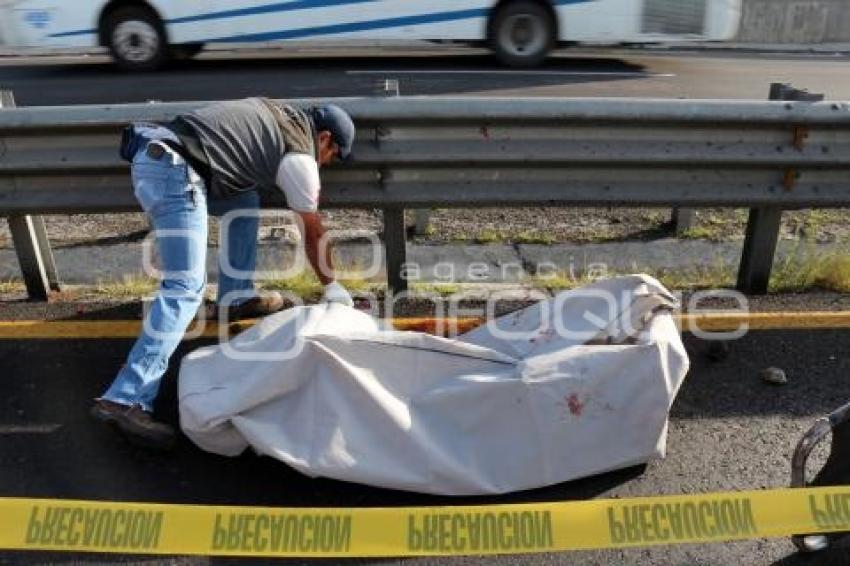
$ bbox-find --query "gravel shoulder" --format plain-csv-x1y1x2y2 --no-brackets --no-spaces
1,207,848,248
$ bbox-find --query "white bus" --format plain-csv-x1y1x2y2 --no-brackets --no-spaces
0,0,741,70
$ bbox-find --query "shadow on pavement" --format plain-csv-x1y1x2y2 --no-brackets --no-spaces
770,538,850,566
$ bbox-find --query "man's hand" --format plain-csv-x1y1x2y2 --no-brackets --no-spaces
296,211,353,307
297,211,333,286
322,281,354,307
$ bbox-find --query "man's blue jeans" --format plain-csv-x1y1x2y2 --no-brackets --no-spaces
101,142,259,411
209,189,260,305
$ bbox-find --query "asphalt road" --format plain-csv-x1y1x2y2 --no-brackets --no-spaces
1,46,850,105
3,46,850,564
1,304,850,564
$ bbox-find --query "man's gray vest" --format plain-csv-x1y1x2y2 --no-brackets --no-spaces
179,97,316,201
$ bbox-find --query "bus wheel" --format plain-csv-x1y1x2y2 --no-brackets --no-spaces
171,43,205,61
104,5,168,71
488,1,555,67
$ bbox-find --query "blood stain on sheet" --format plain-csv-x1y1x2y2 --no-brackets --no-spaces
566,393,584,416
530,328,556,344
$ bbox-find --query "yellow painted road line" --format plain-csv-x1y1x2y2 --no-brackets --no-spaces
389,317,483,334
1,312,850,339
0,320,211,339
677,311,850,331
0,320,263,339
1,486,848,557
0,319,486,339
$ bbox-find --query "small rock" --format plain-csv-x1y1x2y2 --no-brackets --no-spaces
817,231,837,244
262,226,300,243
761,367,787,385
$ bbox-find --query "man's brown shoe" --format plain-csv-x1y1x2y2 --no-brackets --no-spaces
90,399,175,450
209,292,285,321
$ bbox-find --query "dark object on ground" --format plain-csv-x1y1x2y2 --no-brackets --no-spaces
205,292,286,321
760,366,788,385
706,340,731,362
792,400,850,552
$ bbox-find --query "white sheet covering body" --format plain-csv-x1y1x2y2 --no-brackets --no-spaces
179,275,689,495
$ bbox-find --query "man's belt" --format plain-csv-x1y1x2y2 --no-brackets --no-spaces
162,117,213,188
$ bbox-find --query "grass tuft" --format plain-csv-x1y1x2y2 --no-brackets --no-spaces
412,282,462,296
259,269,380,301
679,226,725,242
259,271,324,300
654,258,736,290
475,229,503,244
92,275,158,299
770,248,850,293
0,278,25,294
515,230,557,245
811,255,850,292
530,273,588,291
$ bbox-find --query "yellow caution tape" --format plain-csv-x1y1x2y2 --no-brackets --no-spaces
2,311,850,339
1,486,849,557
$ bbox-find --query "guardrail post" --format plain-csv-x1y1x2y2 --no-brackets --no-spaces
1,90,61,300
413,208,431,236
375,78,431,238
736,83,824,295
736,206,783,294
383,207,408,295
672,207,696,235
8,217,54,301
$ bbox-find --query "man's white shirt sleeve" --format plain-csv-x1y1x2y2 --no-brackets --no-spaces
276,153,320,212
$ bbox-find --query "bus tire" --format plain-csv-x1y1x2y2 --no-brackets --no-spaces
171,42,205,61
488,0,555,68
103,5,168,71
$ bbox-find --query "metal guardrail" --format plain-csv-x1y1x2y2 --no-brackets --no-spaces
1,90,849,298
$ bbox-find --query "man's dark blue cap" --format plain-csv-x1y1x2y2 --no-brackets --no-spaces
309,104,355,161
